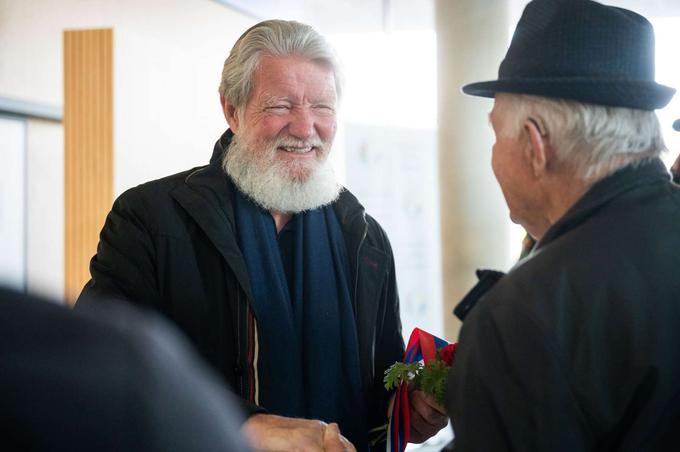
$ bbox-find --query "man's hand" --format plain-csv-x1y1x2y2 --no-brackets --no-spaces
408,390,449,443
323,422,356,452
242,413,356,451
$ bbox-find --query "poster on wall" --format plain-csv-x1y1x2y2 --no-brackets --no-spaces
343,123,443,339
0,116,26,291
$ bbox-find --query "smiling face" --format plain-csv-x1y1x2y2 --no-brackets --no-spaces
221,55,342,213
227,55,338,183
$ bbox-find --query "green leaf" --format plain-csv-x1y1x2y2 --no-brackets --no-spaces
419,360,450,406
384,356,452,407
384,362,422,390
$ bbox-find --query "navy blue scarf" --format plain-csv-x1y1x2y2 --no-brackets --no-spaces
233,189,367,449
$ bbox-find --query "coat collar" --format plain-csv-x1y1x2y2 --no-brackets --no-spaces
537,158,671,251
209,129,233,166
456,158,672,322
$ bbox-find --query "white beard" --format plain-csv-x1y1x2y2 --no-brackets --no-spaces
222,132,342,214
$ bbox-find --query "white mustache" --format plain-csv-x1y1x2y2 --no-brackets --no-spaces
273,137,325,152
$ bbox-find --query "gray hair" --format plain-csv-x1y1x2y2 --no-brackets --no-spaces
499,94,666,180
218,19,342,111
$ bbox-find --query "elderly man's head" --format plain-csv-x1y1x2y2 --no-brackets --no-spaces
219,20,342,213
492,94,666,180
463,0,675,238
489,93,666,236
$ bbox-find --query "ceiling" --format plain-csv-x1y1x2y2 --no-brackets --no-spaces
213,0,435,33
215,0,680,35
606,0,680,18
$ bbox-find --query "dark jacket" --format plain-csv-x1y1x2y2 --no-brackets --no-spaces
447,159,680,451
78,130,404,438
1,287,246,452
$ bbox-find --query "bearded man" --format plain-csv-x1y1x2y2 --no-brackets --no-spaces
78,20,446,451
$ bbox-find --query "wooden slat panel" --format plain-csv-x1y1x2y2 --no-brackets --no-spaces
64,28,113,304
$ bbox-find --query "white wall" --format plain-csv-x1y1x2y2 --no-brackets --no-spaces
26,119,64,298
111,3,257,192
329,30,444,340
0,0,254,193
0,116,26,291
0,0,254,300
436,0,512,341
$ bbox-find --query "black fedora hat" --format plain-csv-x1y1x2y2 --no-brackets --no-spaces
462,0,675,110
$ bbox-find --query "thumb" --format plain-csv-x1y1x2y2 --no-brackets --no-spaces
326,423,340,435
323,423,355,452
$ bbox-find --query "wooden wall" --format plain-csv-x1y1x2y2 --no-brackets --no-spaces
63,29,113,303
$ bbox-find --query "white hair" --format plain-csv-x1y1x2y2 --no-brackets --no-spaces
222,133,341,214
498,94,667,180
218,19,342,111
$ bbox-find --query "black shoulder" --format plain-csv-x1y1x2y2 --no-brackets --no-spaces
364,213,394,255
106,166,207,235
115,166,204,208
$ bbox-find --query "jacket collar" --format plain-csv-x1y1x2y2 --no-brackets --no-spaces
456,158,671,321
209,129,233,166
537,158,671,251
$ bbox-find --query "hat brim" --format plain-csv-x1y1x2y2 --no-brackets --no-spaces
462,78,675,110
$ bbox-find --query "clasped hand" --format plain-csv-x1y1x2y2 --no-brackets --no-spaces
406,390,449,444
242,413,356,451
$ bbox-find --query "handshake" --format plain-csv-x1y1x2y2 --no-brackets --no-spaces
242,397,447,452
242,414,356,451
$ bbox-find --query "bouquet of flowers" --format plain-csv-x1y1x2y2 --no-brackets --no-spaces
375,328,457,452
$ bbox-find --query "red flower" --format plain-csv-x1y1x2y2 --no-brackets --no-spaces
438,343,458,366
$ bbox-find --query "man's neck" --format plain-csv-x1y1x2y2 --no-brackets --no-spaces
270,211,293,234
531,173,591,240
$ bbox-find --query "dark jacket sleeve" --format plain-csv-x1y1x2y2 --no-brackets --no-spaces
368,217,405,433
77,189,160,308
77,188,266,420
446,290,593,452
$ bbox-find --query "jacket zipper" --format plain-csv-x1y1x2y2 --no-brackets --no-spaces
353,222,368,316
235,287,243,397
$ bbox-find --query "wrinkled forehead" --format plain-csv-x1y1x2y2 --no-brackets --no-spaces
252,55,338,100
258,52,342,98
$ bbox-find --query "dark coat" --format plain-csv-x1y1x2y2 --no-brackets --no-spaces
78,130,404,438
1,287,246,452
447,159,680,451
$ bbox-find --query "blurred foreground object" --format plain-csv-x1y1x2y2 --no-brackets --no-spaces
0,288,247,452
672,119,680,184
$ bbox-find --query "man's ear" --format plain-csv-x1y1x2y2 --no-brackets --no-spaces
524,119,548,177
220,95,240,133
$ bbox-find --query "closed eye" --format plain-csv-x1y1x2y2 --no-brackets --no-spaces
264,105,292,114
313,104,335,114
